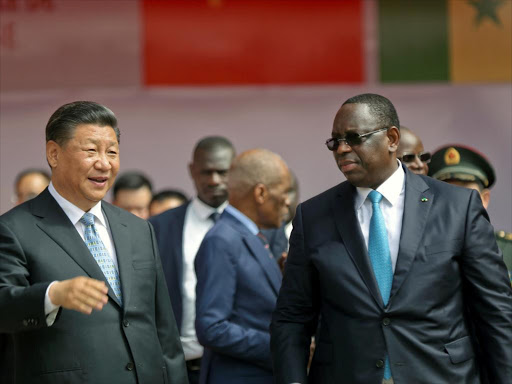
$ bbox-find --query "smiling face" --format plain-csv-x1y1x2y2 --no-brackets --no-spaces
332,103,399,189
47,123,120,211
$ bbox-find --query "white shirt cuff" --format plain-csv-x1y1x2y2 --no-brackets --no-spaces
44,281,60,326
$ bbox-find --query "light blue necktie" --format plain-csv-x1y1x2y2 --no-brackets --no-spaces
368,190,392,380
80,212,122,304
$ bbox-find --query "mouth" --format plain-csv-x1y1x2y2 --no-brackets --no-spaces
338,159,358,173
88,176,109,188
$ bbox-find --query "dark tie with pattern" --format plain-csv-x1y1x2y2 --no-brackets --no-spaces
257,232,274,259
209,211,220,223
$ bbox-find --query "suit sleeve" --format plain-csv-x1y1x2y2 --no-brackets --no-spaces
195,234,273,370
149,222,188,384
460,190,512,383
270,204,320,384
0,220,50,333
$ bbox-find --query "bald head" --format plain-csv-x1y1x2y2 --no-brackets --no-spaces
228,149,291,229
397,126,429,175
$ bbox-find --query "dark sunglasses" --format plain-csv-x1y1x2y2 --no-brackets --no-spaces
399,152,431,164
325,127,388,151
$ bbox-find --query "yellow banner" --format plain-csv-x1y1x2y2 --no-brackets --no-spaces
449,0,512,83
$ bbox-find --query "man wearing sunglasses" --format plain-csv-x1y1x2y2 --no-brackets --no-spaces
270,93,512,384
396,126,430,176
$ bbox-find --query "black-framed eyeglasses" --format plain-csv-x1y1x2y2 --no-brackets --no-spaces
325,127,389,151
399,152,431,164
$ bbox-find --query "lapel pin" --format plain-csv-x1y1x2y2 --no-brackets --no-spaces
421,197,428,202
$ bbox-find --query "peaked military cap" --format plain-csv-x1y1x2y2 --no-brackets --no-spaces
428,144,496,189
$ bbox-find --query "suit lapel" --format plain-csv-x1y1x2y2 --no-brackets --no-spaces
243,235,282,295
390,169,433,299
32,190,121,305
173,203,188,293
224,212,282,295
333,183,383,307
102,203,130,309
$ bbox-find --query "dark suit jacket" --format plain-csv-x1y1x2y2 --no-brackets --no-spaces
271,168,512,384
195,210,282,384
0,189,188,384
149,202,190,331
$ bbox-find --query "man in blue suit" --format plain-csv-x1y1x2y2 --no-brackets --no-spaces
150,136,235,384
195,149,292,384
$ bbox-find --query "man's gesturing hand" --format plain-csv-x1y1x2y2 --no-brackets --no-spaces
49,277,109,314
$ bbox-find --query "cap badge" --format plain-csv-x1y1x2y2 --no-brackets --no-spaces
444,147,460,165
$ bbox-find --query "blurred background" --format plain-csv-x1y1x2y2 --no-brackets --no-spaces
1,0,511,229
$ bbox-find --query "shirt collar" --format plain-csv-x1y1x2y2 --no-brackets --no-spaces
48,182,105,226
190,196,227,221
224,205,259,235
355,160,405,209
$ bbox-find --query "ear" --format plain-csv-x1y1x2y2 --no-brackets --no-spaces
46,140,60,169
253,183,268,205
387,126,400,153
480,188,491,209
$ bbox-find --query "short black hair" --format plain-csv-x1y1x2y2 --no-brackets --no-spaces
151,189,188,205
113,171,153,199
15,168,51,190
46,101,120,146
342,93,400,129
193,136,235,158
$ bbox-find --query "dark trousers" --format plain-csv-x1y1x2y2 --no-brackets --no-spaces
186,358,201,384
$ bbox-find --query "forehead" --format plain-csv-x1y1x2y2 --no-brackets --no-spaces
398,131,423,153
193,147,233,169
71,124,118,144
333,103,377,133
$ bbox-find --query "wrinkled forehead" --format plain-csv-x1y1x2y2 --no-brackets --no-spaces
398,131,423,154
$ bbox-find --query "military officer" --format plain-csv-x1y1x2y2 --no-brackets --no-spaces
429,144,512,284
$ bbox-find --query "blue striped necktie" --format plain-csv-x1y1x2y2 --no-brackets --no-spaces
80,212,123,304
368,190,393,380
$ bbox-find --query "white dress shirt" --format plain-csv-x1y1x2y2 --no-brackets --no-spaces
44,182,118,324
289,163,405,384
181,197,227,360
355,162,405,272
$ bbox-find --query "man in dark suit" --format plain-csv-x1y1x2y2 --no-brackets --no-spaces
195,149,291,384
270,93,512,384
150,136,235,384
0,101,187,384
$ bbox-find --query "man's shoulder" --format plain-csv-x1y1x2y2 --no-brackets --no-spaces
301,181,347,210
148,202,190,228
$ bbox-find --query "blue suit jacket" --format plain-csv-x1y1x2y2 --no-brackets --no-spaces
195,210,282,384
149,202,190,331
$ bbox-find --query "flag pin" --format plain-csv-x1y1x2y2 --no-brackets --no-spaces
421,197,428,202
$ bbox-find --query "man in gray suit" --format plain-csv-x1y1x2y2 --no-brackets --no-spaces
270,93,512,383
0,101,188,384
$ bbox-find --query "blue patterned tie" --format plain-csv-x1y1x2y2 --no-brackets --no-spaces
80,213,122,304
368,190,392,380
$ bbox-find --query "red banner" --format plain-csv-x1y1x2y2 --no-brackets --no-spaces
143,0,363,85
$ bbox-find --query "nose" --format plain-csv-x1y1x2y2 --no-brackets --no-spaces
94,153,112,170
208,171,221,185
335,140,352,154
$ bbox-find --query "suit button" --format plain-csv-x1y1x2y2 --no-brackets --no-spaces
382,317,390,326
123,320,130,327
376,359,384,368
22,320,29,327
126,362,134,371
